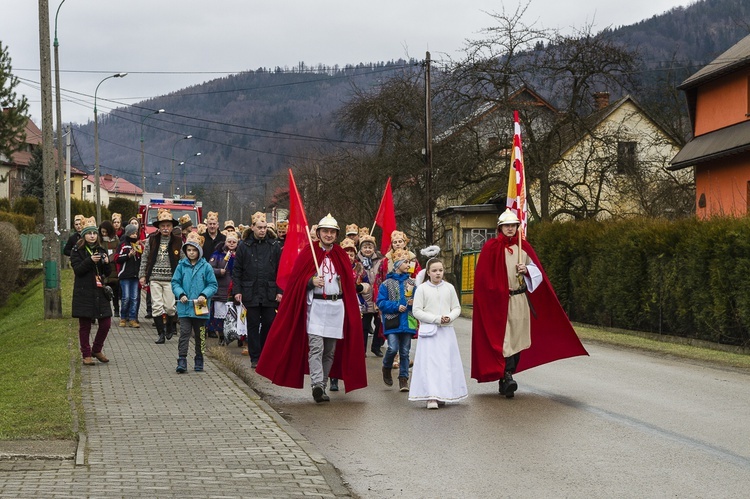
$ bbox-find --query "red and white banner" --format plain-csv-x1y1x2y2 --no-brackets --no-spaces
506,110,527,238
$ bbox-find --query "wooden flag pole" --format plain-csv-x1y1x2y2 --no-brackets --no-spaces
305,224,320,275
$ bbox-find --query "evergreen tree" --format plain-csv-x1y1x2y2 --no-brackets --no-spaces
20,147,46,201
0,42,30,159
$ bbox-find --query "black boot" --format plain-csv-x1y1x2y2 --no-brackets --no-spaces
154,315,166,344
165,315,175,340
499,371,518,398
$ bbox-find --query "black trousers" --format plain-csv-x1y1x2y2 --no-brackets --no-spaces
362,312,383,352
246,305,276,362
505,352,522,374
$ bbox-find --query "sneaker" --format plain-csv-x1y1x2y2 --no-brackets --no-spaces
118,319,127,327
329,379,339,392
398,377,409,392
176,357,187,374
128,320,140,328
382,366,393,386
251,360,258,369
194,355,204,372
427,399,439,409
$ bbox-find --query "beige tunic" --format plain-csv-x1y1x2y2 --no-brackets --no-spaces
503,244,542,357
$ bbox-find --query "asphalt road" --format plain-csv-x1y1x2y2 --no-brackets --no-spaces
242,317,750,498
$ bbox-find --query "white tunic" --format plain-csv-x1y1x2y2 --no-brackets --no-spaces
504,245,543,357
408,280,468,403
306,252,345,339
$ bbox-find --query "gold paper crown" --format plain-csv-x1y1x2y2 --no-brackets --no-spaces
178,214,192,227
80,216,98,235
111,212,122,222
155,208,176,225
74,214,84,222
276,220,289,229
360,234,376,246
196,223,207,235
185,231,204,247
340,238,357,251
345,223,359,235
358,227,370,238
317,213,339,230
390,230,409,245
251,211,266,225
224,220,235,229
391,248,410,262
206,211,219,222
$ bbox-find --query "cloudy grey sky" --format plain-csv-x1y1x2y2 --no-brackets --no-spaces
3,0,690,125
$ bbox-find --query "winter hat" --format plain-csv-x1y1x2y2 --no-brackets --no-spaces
80,217,98,236
345,223,359,236
182,231,205,259
124,223,139,238
178,214,193,231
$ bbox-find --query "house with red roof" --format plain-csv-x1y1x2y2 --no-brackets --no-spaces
81,173,143,205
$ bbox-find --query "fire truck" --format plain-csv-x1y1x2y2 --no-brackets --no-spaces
138,198,203,238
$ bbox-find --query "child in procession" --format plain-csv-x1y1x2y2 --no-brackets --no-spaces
171,232,218,373
408,258,467,409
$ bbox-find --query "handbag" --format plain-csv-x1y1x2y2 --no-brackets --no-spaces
103,285,114,301
384,315,400,330
417,323,437,337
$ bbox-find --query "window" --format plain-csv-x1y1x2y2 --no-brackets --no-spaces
462,228,493,250
86,185,92,193
444,229,453,251
616,141,637,174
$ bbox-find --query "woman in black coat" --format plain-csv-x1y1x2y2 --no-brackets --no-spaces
70,218,113,365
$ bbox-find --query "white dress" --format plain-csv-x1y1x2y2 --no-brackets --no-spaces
408,280,468,403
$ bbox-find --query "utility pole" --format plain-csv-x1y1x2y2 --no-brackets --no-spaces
54,0,66,235
226,189,230,220
39,0,63,318
424,51,434,245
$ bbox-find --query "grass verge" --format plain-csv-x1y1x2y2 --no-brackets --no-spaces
0,268,80,440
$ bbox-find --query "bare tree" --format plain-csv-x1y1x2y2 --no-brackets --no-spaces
0,42,30,160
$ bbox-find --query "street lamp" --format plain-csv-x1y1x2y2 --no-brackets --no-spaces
54,0,67,231
140,108,165,197
181,152,201,196
171,134,192,197
94,72,127,222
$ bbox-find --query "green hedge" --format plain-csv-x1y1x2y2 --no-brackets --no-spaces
0,211,36,234
531,217,750,347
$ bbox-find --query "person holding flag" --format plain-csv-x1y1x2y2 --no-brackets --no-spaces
471,112,587,398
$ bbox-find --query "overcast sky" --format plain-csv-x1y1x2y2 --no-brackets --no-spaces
3,0,691,125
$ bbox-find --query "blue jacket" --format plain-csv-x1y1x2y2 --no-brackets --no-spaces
171,257,218,319
376,272,417,335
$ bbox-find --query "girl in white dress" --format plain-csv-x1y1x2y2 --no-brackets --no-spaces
408,259,468,409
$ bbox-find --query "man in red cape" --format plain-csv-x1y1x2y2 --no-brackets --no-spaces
256,214,367,402
471,209,588,396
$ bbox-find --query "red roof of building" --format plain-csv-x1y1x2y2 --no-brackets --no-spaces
84,173,143,195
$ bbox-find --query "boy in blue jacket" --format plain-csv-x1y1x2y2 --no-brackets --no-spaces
377,249,417,392
171,232,218,373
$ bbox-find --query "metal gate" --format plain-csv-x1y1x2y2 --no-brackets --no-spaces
458,250,480,306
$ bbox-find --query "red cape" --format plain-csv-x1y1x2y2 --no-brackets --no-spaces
471,237,588,382
256,242,367,392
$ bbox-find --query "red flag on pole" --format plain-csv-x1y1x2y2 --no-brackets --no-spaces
506,110,528,238
277,170,310,291
373,177,397,255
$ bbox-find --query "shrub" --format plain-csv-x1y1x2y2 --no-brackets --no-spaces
108,197,139,223
70,198,110,223
0,198,11,212
0,211,36,234
0,222,21,307
12,196,40,217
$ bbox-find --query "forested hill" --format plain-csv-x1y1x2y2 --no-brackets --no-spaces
71,0,750,207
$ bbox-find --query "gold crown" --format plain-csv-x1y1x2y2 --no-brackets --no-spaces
251,211,266,225
360,234,376,246
340,238,357,251
224,220,235,229
390,230,409,245
206,211,219,222
111,212,122,222
185,231,204,247
345,223,359,235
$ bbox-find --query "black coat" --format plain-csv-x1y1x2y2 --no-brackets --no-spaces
231,234,282,306
70,243,113,319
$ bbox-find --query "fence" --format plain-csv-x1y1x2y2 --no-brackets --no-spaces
20,234,44,262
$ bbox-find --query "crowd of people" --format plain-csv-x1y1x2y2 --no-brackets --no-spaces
66,206,587,408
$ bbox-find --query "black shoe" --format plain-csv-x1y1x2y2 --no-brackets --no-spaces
207,331,218,338
165,316,175,340
144,313,153,319
312,385,325,403
155,334,165,344
251,360,258,369
114,311,120,318
382,366,393,386
371,349,384,357
501,372,517,398
329,379,339,392
321,391,330,402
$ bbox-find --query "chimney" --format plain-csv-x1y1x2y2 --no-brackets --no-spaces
593,91,610,110
103,173,113,181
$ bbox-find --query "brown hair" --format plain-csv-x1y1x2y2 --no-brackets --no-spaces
426,258,444,272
